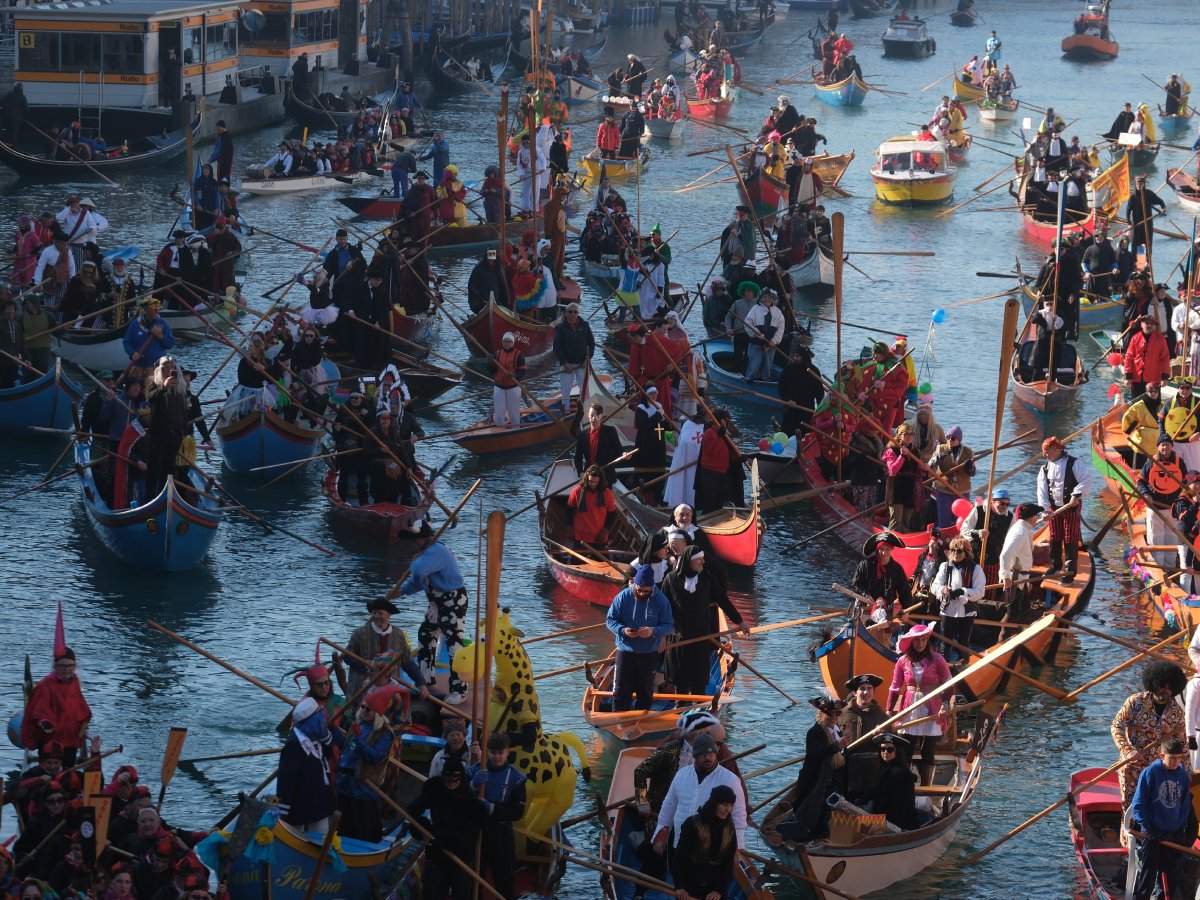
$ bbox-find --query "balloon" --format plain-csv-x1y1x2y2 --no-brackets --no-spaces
1107,352,1124,367
787,434,797,446
918,382,933,395
771,441,784,454
773,431,788,445
951,498,974,520
922,393,935,405
931,309,948,324
1107,383,1123,399
758,438,771,451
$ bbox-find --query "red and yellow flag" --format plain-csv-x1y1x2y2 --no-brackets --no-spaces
1091,154,1131,218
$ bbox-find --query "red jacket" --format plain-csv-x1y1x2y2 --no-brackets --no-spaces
21,671,92,750
700,426,734,473
596,121,620,152
1123,330,1170,383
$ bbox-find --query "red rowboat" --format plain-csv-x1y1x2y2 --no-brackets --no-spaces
1013,170,1099,245
738,152,856,224
795,432,956,576
320,468,434,542
459,298,556,360
687,95,735,119
537,460,647,607
1067,768,1127,900
390,308,435,343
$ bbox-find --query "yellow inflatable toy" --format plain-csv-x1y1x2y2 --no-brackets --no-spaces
452,610,591,855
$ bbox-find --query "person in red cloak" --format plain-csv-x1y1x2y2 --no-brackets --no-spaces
634,319,686,420
863,342,910,434
22,648,91,767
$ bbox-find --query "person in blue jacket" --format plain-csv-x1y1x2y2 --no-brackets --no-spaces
606,563,674,711
122,297,175,376
1131,737,1197,900
336,687,398,842
467,732,526,900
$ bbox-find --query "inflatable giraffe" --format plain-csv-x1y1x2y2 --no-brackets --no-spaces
452,608,591,846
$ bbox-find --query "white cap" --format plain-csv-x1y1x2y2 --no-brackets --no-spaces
501,331,516,343
293,696,320,722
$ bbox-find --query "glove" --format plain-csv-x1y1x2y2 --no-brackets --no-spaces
471,770,488,789
951,588,965,599
1190,736,1197,752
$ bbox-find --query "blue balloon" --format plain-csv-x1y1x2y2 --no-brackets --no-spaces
787,434,797,446
771,441,784,454
931,308,948,324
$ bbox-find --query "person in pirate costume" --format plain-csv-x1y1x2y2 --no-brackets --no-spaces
1036,435,1091,583
958,487,1013,605
851,531,914,614
398,522,470,704
839,674,889,804
344,598,428,699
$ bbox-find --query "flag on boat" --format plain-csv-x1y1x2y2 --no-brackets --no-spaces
1091,154,1130,219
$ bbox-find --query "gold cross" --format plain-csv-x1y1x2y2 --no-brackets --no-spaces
654,422,665,440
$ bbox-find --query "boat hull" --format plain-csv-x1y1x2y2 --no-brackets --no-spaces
872,172,955,205
1019,280,1120,327
882,37,935,59
0,360,84,437
1159,113,1192,138
952,77,984,103
217,409,324,476
979,101,1018,122
577,150,648,183
239,173,373,195
460,298,555,360
702,338,782,407
1167,168,1200,213
76,441,222,571
562,75,605,106
52,329,131,371
1067,767,1126,900
1061,33,1119,60
1090,405,1138,499
644,116,685,140
814,73,869,106
452,403,572,455
320,469,430,542
687,96,735,119
789,245,836,299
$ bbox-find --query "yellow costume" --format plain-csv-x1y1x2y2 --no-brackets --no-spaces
763,140,785,181
1121,398,1161,458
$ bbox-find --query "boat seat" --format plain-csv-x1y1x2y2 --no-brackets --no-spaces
914,785,961,796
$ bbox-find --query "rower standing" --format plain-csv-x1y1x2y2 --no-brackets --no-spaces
1036,436,1090,583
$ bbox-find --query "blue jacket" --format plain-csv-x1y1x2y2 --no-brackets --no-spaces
418,140,450,181
399,541,465,595
335,723,394,800
466,762,526,824
123,315,175,368
1132,759,1191,836
606,586,674,654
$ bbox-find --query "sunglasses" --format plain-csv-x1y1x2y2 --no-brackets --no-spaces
949,549,967,555
880,746,897,753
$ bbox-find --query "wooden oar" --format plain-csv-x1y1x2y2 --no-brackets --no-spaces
709,638,798,705
979,297,1021,563
947,287,1019,308
936,175,1013,217
156,727,187,811
1056,614,1193,670
303,811,342,900
781,502,886,555
148,620,298,705
963,738,1161,864
740,848,862,900
181,746,281,765
1059,629,1188,703
25,119,118,185
522,620,609,645
922,69,957,92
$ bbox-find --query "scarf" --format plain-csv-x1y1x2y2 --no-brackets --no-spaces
683,574,699,593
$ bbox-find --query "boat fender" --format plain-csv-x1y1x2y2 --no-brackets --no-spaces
928,38,936,54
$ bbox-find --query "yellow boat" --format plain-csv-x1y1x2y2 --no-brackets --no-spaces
577,146,650,183
952,75,985,103
871,136,957,205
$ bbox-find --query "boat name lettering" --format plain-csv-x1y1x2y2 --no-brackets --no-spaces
259,181,275,188
275,865,342,894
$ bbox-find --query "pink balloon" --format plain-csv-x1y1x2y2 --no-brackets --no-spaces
951,498,974,520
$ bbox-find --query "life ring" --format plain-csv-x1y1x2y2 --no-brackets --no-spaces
73,142,92,160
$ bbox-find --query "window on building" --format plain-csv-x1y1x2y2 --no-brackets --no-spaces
242,11,289,45
206,21,237,61
17,32,60,71
293,9,337,44
182,24,203,64
61,33,102,72
102,33,144,74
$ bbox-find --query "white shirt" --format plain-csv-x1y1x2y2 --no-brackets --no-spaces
931,561,986,617
56,206,106,246
744,303,785,347
1036,454,1090,508
33,244,76,284
998,518,1036,580
1172,304,1200,351
655,762,747,848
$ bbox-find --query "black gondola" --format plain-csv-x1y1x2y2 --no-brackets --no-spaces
664,25,763,55
506,34,606,74
950,8,979,26
849,0,898,19
808,18,829,59
283,81,399,131
428,46,511,92
0,113,201,178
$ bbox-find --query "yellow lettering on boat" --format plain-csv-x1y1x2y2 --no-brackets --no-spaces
275,865,342,895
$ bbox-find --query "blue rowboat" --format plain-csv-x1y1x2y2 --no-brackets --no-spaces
702,338,783,408
225,820,415,900
217,408,324,476
0,358,84,437
75,441,223,571
101,246,141,266
814,72,870,107
1018,280,1121,328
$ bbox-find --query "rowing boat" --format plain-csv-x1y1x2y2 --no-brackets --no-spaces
1067,767,1128,900
1011,315,1089,414
451,401,576,455
1012,170,1099,244
283,81,396,130
1090,399,1139,500
459,297,557,361
794,432,958,574
599,746,775,898
1107,141,1159,170
216,408,325,476
686,95,735,120
951,77,984,104
320,468,434,542
1167,167,1200,213
239,170,379,196
577,147,651,183
762,708,1003,896
0,114,201,177
1018,276,1121,327
583,612,736,742
849,0,896,19
789,242,836,300
621,460,764,568
644,115,686,141
978,98,1019,122
76,440,223,571
0,358,84,437
51,325,130,371
1158,104,1193,139
702,338,781,406
950,7,979,26
428,46,510,93
816,537,1094,702
737,151,856,224
537,459,646,607
813,73,870,107
562,74,606,106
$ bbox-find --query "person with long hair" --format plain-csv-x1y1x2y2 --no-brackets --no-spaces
886,623,952,786
779,697,849,841
145,355,190,495
931,536,985,663
566,464,616,548
670,783,739,899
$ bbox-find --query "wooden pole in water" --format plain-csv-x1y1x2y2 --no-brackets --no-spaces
833,210,845,484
